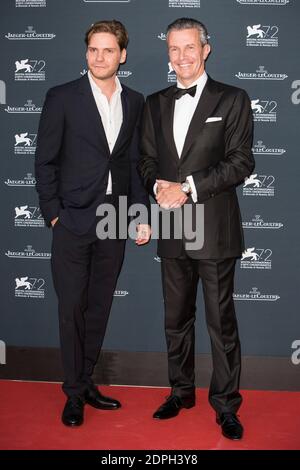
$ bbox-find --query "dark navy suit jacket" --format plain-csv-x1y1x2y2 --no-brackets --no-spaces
35,74,149,234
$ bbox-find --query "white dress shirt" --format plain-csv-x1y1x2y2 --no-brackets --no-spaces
154,72,207,202
173,71,208,202
88,71,123,195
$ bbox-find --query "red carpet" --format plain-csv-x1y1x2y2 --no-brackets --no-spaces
0,380,299,450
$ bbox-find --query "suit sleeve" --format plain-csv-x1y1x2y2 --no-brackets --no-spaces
137,96,159,199
191,89,255,202
35,89,64,226
129,95,150,222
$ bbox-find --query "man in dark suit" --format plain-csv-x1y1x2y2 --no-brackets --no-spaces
138,18,254,440
35,20,150,427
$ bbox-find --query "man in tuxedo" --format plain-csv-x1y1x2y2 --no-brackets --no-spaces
138,18,254,440
35,20,150,426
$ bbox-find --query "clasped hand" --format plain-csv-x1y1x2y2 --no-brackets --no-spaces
156,179,188,209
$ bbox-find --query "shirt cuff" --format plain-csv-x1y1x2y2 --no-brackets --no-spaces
153,182,158,196
186,175,198,203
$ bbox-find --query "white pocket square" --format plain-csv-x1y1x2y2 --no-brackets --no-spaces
205,117,222,122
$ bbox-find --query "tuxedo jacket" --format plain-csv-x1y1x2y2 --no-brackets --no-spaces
138,76,255,259
35,74,149,235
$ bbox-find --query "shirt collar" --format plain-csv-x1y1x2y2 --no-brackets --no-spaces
176,71,208,92
87,70,122,96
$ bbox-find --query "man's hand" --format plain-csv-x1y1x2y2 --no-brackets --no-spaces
136,224,151,245
156,179,188,209
51,217,59,227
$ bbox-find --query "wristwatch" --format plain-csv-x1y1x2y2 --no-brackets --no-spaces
181,180,191,194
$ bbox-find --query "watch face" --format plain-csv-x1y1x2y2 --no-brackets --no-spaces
181,182,190,193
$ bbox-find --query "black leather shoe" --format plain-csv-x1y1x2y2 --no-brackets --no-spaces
62,396,84,427
85,386,121,410
216,412,243,440
153,395,195,420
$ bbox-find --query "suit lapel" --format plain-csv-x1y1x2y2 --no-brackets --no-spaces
111,87,129,155
77,74,111,156
160,87,180,163
180,77,224,162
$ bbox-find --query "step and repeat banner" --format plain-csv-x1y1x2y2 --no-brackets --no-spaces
0,0,300,380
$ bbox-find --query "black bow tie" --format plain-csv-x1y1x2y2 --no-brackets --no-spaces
174,85,197,100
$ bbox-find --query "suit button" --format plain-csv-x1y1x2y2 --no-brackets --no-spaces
210,193,215,198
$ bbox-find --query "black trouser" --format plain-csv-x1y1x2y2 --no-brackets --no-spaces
51,214,126,398
161,254,242,414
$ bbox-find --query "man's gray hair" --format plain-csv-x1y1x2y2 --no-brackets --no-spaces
166,18,209,46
